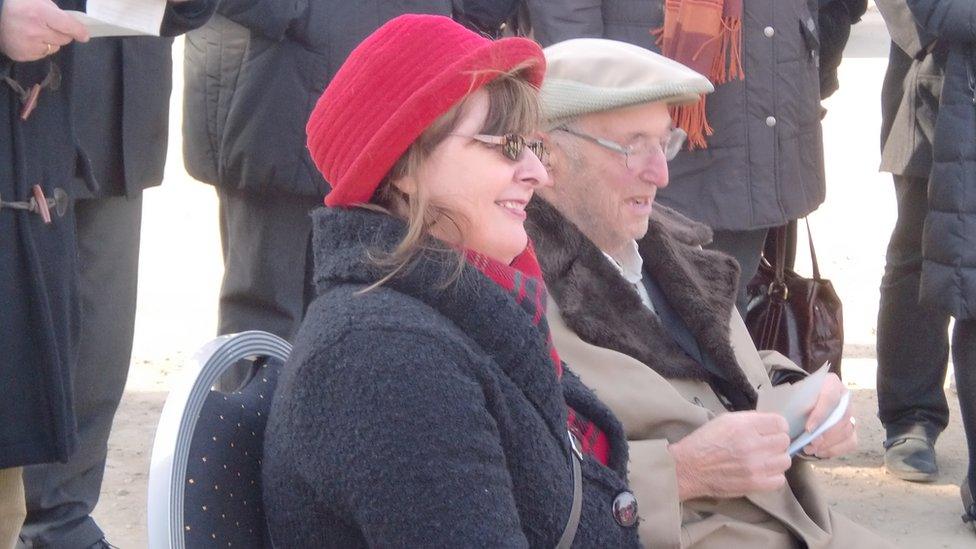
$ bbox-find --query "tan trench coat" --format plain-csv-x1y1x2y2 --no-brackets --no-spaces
526,199,892,549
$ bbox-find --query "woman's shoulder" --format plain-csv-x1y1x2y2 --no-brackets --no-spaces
291,283,487,378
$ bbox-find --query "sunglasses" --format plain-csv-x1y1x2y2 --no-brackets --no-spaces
453,133,549,163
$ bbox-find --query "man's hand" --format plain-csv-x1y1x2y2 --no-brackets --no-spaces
801,373,857,459
668,412,792,501
0,0,88,62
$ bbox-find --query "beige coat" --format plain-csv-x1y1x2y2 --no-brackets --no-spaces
526,199,892,549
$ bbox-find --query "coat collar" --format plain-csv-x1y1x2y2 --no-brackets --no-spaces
311,207,574,449
525,198,757,408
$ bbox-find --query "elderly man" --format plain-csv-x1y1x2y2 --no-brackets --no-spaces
527,38,891,548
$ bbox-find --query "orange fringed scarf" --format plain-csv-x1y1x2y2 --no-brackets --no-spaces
653,0,744,149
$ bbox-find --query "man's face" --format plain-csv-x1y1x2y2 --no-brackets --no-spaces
540,101,673,255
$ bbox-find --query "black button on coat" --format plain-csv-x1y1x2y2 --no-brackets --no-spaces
262,208,642,548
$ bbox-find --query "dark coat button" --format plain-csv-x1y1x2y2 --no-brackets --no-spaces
612,491,639,527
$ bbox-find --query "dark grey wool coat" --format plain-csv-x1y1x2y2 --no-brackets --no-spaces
262,208,642,548
528,0,827,231
904,0,976,319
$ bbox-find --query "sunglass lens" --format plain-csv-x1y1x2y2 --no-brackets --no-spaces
503,134,524,161
527,141,547,161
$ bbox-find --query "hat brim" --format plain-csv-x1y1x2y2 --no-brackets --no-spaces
542,78,714,122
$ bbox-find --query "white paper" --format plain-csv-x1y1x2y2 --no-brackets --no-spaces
788,390,851,456
67,0,165,38
756,363,830,440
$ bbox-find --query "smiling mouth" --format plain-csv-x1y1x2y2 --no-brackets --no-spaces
496,200,528,215
628,197,652,207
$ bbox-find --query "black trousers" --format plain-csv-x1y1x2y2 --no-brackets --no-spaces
707,227,770,315
876,175,952,443
19,196,142,549
954,319,976,495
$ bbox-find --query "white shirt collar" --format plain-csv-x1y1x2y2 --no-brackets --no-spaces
602,240,644,285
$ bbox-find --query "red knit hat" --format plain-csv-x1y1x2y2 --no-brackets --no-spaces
306,14,546,207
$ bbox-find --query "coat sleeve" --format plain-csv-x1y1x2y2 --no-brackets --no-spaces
212,0,309,41
628,439,683,549
160,0,218,37
284,327,531,548
525,0,604,47
906,0,976,44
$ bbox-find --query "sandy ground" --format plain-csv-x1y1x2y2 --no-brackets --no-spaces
89,6,976,547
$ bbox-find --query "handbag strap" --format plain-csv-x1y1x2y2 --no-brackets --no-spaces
803,218,822,280
773,225,788,282
556,431,583,549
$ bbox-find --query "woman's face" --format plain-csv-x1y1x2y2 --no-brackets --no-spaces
398,89,551,264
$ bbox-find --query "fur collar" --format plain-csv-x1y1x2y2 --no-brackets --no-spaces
525,199,757,408
310,207,631,474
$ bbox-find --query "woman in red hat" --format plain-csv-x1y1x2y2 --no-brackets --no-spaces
262,14,642,548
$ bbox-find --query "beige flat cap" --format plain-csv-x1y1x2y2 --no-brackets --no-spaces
542,38,714,122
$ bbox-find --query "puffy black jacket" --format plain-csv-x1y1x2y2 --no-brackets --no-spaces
182,1,455,197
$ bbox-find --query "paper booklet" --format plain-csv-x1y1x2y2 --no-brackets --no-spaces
755,363,852,457
67,0,167,38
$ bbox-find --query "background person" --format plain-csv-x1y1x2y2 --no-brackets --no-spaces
17,2,217,547
262,15,642,547
181,1,455,364
875,0,976,529
0,1,90,547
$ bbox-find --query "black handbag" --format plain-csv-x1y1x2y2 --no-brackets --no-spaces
744,220,844,377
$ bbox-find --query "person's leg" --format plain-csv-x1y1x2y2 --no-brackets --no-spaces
0,468,25,549
706,227,770,315
877,176,951,439
876,175,950,481
216,187,320,338
19,196,142,549
215,188,320,389
953,319,976,523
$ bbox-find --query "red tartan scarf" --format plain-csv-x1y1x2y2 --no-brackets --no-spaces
654,0,744,149
464,243,610,465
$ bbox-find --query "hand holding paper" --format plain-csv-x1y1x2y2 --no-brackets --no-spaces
799,373,858,458
0,0,89,62
757,364,858,459
67,0,167,38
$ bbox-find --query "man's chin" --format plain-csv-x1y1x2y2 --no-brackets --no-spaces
627,217,652,241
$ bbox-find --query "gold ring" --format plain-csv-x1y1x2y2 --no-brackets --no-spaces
45,43,53,56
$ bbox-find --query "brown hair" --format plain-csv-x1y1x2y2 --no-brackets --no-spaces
360,67,542,290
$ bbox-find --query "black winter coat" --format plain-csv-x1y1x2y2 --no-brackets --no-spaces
0,0,85,469
71,0,216,199
182,1,455,197
902,0,976,319
262,208,642,548
0,1,213,469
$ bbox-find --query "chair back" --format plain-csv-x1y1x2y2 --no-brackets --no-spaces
148,331,291,549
